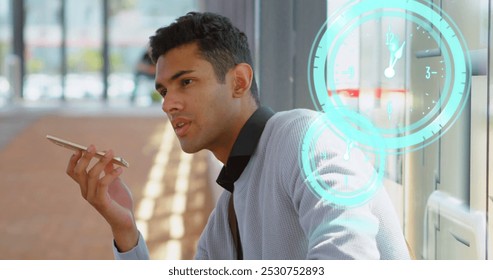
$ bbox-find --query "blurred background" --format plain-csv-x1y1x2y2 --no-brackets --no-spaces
0,0,492,259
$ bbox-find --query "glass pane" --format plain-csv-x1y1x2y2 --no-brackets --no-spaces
0,0,12,104
24,0,63,101
108,0,198,105
65,0,103,100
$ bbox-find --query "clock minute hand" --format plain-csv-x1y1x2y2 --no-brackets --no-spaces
394,41,406,60
390,41,406,68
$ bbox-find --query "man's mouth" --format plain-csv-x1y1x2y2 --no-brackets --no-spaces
173,121,191,137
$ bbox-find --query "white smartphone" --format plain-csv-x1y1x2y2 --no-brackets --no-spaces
46,134,129,168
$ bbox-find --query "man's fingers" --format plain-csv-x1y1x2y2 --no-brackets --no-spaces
86,149,115,201
93,166,123,210
98,167,123,194
104,161,115,175
72,145,96,198
66,150,82,179
87,149,114,179
73,145,96,179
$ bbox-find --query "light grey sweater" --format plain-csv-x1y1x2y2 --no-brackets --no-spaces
114,109,410,260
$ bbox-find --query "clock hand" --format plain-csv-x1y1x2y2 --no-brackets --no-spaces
390,41,406,68
394,41,406,60
385,41,406,78
385,52,397,78
388,52,395,68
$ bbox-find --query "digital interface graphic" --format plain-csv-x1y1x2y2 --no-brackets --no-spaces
302,0,472,207
300,111,387,207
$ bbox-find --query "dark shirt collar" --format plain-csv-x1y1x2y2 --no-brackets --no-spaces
216,106,275,193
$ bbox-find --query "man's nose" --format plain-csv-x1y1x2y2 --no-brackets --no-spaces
162,90,183,114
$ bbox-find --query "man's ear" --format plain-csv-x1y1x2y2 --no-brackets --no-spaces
232,63,253,98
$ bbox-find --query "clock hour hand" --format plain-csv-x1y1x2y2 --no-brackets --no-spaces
385,41,406,78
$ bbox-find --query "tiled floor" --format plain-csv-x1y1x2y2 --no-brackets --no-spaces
0,104,213,259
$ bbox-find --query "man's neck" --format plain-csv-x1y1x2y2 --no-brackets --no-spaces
213,105,258,164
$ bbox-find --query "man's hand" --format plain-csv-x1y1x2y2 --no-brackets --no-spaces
66,145,139,252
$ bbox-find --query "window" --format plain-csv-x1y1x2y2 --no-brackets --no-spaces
0,0,12,103
108,0,198,104
24,0,63,101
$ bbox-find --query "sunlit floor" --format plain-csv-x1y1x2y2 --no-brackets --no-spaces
0,103,214,259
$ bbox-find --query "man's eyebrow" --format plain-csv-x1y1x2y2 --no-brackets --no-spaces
155,70,195,91
170,70,194,81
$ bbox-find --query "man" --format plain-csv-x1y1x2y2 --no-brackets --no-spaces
130,48,156,103
66,12,410,259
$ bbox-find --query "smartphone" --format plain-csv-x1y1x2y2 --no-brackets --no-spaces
46,134,129,168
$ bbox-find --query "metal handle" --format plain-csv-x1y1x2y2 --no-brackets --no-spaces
415,48,486,76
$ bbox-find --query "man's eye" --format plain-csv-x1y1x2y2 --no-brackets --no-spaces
159,89,167,98
182,79,192,86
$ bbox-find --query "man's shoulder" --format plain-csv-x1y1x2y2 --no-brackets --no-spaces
260,108,321,146
273,107,319,119
269,108,320,128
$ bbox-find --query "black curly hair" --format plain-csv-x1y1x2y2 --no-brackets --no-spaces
149,12,259,105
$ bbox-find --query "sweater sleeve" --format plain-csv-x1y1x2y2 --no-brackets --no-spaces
277,112,382,259
113,231,150,260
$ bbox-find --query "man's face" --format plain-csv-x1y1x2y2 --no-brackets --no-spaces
155,43,239,154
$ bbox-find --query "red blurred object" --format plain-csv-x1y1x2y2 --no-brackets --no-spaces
327,88,407,98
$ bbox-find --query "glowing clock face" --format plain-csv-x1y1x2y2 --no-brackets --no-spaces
301,0,471,207
300,111,386,207
307,0,471,154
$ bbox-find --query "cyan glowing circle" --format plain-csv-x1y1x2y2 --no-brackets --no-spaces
300,111,386,207
326,12,451,134
323,12,451,152
307,0,471,153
